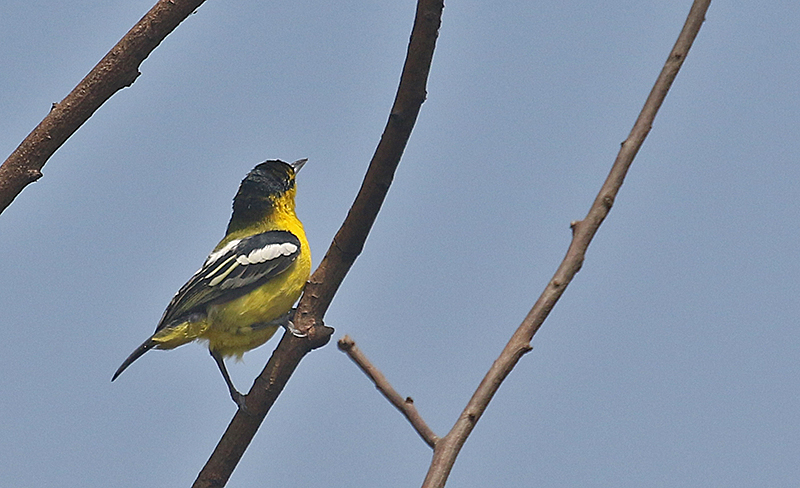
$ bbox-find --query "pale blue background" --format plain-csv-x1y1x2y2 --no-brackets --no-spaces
1,1,799,487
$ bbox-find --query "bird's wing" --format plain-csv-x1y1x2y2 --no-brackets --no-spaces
155,230,302,331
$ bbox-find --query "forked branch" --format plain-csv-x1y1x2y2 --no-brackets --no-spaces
329,1,711,486
419,2,712,486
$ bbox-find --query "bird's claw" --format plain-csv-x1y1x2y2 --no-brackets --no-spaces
283,319,307,338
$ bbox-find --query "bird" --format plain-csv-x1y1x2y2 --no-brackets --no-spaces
112,159,311,409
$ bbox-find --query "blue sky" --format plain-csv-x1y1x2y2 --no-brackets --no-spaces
2,1,799,486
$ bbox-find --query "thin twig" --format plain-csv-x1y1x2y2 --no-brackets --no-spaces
338,336,439,448
420,1,713,487
0,0,207,215
192,1,445,486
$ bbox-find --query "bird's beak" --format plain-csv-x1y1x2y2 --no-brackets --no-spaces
291,158,308,173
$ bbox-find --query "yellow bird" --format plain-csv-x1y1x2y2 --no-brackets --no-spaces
112,159,311,408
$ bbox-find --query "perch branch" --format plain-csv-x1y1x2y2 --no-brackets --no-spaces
192,1,445,486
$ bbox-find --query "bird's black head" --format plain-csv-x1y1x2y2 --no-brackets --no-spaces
226,159,306,234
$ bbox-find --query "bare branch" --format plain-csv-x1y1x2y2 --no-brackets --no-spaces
192,1,445,486
295,0,445,329
420,1,713,486
0,0,207,215
338,336,439,449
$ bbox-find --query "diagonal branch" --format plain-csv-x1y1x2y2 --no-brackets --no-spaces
338,335,439,449
420,1,713,487
192,1,445,486
0,0,207,215
295,0,445,329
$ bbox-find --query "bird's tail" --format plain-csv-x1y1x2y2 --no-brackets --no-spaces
112,339,156,381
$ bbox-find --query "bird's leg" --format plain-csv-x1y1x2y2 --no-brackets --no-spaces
210,349,249,412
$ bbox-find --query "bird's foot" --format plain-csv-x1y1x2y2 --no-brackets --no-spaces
283,319,307,338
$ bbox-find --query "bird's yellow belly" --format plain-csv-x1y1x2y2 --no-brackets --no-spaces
201,254,310,358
